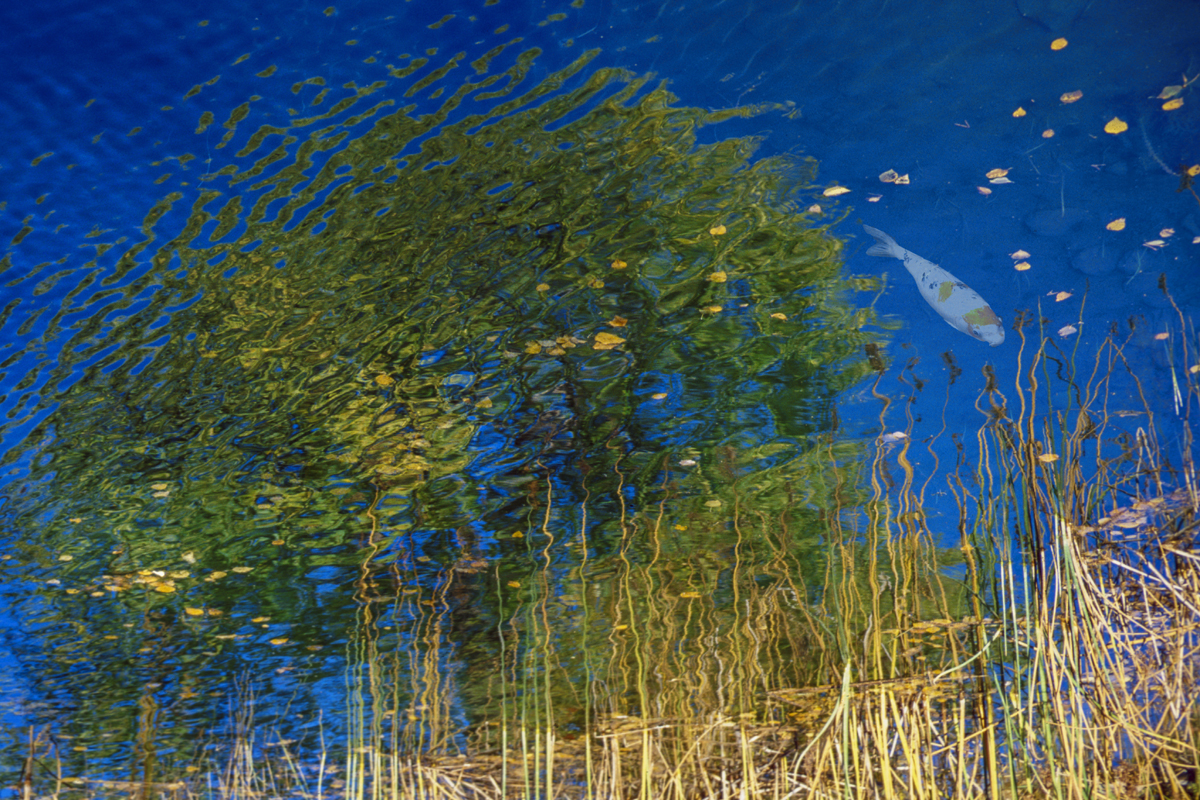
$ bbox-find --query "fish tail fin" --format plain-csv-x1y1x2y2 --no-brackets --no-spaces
862,224,900,258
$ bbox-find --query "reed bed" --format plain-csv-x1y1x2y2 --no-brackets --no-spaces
13,299,1200,800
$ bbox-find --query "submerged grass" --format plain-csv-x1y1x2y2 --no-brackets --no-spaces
12,297,1200,800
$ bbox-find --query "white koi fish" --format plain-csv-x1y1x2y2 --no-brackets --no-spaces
863,225,1004,346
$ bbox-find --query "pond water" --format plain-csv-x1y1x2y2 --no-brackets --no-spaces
0,0,1197,787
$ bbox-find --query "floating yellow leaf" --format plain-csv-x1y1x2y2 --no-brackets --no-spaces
1042,129,1055,138
610,259,627,270
536,282,550,292
1037,454,1059,463
269,637,289,646
1143,239,1165,249
1160,228,1175,238
374,373,394,387
507,580,520,588
977,186,992,195
879,169,899,183
208,571,228,580
986,168,1009,179
271,538,284,546
252,616,270,623
153,582,177,594
1191,365,1200,374
709,224,727,235
524,341,542,355
1188,165,1200,177
892,174,910,185
1163,98,1184,111
806,203,823,214
476,396,493,409
1054,291,1072,302
990,176,1013,185
1059,90,1082,104
822,185,851,197
593,332,626,349
150,482,169,491
1104,117,1128,134
704,499,722,508
608,315,628,327
1106,218,1126,231
708,271,727,283
1011,249,1030,259
1050,37,1068,50
680,591,702,599
232,566,253,574
184,607,206,617
1154,332,1170,341
867,194,882,203
1013,107,1027,117
702,305,723,314
587,277,604,288
651,392,667,400
1014,261,1031,271
770,312,788,321
512,531,523,538
58,554,73,561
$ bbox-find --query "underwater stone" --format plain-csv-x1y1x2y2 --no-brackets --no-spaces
1071,245,1117,276
1025,207,1090,237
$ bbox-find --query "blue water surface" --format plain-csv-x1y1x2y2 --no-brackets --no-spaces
0,0,1197,779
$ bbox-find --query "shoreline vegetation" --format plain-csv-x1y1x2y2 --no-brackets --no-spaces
11,288,1200,799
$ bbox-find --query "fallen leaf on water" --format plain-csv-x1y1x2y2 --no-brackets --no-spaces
1038,454,1059,463
990,176,1013,185
1104,117,1128,134
702,305,723,314
610,259,627,269
1163,98,1184,111
651,392,667,400
232,566,253,574
1155,332,1170,340
867,194,882,202
587,277,604,288
536,282,550,292
1106,218,1126,231
507,581,520,588
807,203,823,214
1156,84,1184,100
593,332,626,350
59,554,73,561
986,168,1009,179
879,169,900,183
709,224,727,235
1058,325,1078,338
1014,261,1031,271
608,315,628,327
708,271,727,283
184,607,205,617
476,397,493,409
524,341,542,355
823,186,851,197
269,638,289,646
1143,239,1165,249
1051,37,1068,50
1011,249,1030,259
1060,90,1083,104
770,312,788,320
680,591,702,599
892,174,911,184
1042,129,1055,138
374,374,394,387
1160,228,1175,238
1013,107,1027,117
1054,291,1072,302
